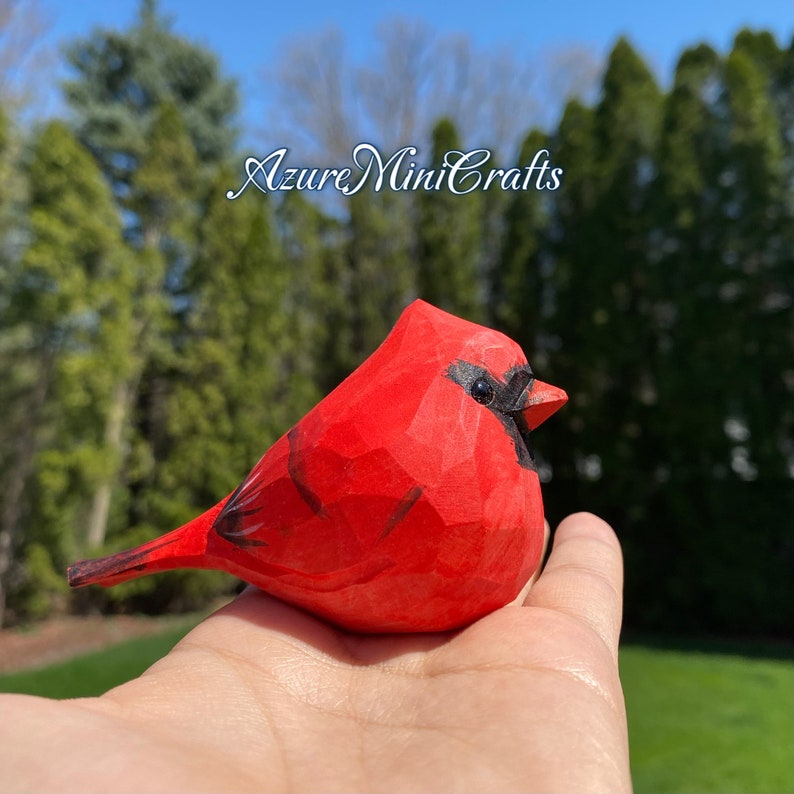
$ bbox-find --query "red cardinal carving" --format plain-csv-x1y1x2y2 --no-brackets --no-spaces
68,300,567,632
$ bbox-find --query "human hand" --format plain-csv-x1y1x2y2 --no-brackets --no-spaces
1,512,631,793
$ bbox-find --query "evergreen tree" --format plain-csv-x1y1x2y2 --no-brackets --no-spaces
717,39,793,632
345,189,415,367
641,43,730,627
129,101,198,249
492,128,551,357
581,38,661,502
721,40,789,478
1,15,787,637
63,0,237,198
544,40,663,541
0,105,25,623
541,98,600,497
634,34,794,634
277,190,350,392
111,172,324,610
62,0,238,576
416,118,483,321
0,122,129,623
165,171,320,505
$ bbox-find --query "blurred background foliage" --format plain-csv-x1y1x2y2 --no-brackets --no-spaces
0,1,791,641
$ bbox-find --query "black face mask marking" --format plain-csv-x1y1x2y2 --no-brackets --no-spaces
446,360,537,470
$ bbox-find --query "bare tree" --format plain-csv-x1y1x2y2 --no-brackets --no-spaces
538,43,603,125
356,18,437,150
0,0,52,117
258,17,603,167
263,27,359,162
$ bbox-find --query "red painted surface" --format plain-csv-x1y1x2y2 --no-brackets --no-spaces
68,300,567,632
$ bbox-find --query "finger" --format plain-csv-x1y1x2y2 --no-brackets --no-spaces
525,512,624,660
507,519,550,605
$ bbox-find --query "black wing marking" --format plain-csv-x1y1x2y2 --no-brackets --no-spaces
213,471,269,547
214,422,328,549
379,485,423,541
287,425,326,516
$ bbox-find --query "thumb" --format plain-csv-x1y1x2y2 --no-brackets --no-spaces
525,512,624,661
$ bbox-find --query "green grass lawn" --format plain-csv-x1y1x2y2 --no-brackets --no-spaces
0,619,199,699
1,625,791,793
621,641,793,794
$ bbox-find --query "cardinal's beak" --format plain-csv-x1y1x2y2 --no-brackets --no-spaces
519,379,568,431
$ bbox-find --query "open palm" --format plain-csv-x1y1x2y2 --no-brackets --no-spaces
2,512,631,793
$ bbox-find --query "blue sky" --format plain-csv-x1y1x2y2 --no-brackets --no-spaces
39,0,792,74
36,0,792,146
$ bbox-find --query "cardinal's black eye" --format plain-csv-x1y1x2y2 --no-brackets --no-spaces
470,378,494,405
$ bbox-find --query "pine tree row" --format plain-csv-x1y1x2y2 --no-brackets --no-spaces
0,6,790,636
